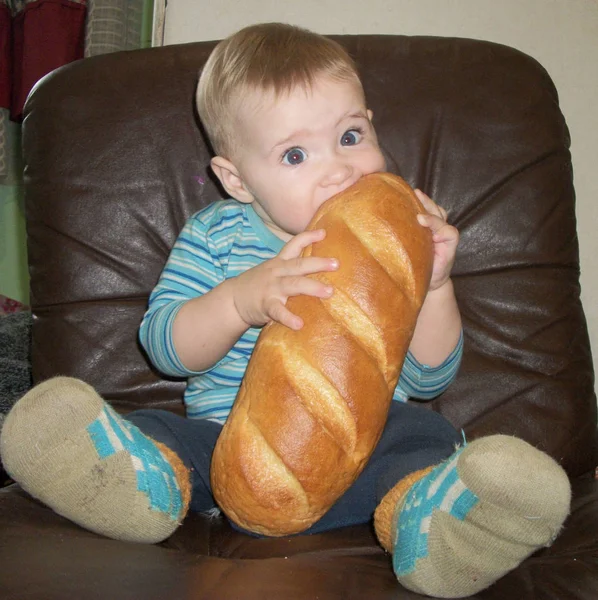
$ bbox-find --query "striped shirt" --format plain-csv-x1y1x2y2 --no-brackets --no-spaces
139,200,463,423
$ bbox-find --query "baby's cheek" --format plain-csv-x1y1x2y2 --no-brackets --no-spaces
283,207,314,236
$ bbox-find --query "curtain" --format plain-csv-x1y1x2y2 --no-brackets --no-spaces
1,0,87,182
85,0,146,56
0,0,153,304
1,1,15,181
0,3,10,179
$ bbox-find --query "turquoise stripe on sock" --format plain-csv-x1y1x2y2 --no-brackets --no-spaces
86,405,183,520
451,487,479,521
87,418,115,459
393,447,480,576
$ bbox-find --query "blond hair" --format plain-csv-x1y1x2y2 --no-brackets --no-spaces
196,23,361,159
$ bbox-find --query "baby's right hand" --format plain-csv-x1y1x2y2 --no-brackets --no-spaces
232,229,338,330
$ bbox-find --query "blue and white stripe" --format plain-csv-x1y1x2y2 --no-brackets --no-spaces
393,332,463,402
393,446,479,576
140,200,464,424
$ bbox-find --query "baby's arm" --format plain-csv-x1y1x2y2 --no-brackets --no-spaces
172,228,338,372
408,190,462,367
409,280,462,367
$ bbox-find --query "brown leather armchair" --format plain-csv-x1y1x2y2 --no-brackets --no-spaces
1,35,597,599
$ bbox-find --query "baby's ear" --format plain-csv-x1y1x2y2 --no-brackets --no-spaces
210,156,254,204
367,109,374,121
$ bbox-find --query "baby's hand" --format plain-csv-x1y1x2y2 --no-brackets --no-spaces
232,229,338,330
415,189,459,291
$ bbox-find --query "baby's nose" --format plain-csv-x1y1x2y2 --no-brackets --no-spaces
322,160,355,188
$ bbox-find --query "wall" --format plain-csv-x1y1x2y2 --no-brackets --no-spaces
162,0,598,393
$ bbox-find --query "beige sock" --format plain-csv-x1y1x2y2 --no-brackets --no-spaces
373,435,571,598
0,377,190,543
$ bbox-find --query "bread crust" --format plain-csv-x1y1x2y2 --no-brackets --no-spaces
211,173,433,536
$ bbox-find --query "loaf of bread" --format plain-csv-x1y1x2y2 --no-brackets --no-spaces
210,172,434,536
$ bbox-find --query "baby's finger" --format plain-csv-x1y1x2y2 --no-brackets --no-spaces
276,256,339,278
417,212,443,233
279,228,326,260
281,275,334,300
414,188,435,211
414,189,447,220
268,301,304,331
433,223,459,245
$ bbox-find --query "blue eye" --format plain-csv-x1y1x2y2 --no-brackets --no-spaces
341,129,362,146
282,147,307,165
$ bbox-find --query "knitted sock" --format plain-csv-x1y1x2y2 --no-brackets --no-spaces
373,435,571,598
0,377,191,543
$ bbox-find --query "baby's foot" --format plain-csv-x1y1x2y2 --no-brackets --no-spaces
374,435,571,598
0,377,190,543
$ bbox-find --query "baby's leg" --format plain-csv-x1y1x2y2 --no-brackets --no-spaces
126,406,222,514
0,377,217,543
374,434,571,598
298,402,462,535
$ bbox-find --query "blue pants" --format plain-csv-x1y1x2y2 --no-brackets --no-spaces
127,402,462,536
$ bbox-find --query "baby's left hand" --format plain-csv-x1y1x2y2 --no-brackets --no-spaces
414,189,459,291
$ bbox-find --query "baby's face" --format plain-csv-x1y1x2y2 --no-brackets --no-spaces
231,74,386,241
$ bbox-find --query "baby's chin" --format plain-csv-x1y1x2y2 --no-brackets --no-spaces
265,221,294,242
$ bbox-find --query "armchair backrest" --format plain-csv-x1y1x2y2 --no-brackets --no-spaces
22,35,597,476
